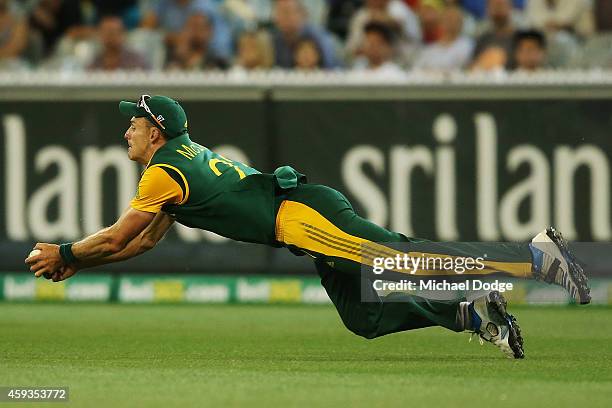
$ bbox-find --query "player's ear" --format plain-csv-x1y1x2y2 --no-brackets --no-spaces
149,127,164,143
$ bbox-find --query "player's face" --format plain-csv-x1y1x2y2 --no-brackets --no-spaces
124,117,154,164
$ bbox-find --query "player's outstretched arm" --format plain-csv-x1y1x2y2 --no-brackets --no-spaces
25,208,173,280
47,211,175,282
73,208,156,260
76,211,175,268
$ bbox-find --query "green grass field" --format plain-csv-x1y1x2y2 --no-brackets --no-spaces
1,304,611,407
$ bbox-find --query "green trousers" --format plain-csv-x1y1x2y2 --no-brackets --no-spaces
276,183,534,339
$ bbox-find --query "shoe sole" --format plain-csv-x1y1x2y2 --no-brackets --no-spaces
546,227,591,305
489,291,525,359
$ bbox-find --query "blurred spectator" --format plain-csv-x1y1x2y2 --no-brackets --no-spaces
29,0,95,56
461,0,524,20
0,0,606,73
0,0,28,69
346,0,421,59
223,0,328,30
444,0,478,38
297,0,329,28
141,0,232,59
526,0,592,38
413,5,474,71
512,29,547,71
353,21,403,74
231,30,273,70
527,0,593,68
89,15,149,71
165,12,227,70
222,0,261,32
92,0,139,29
417,0,443,44
472,0,516,65
327,0,364,41
593,0,612,33
470,44,507,71
92,0,136,17
294,37,323,70
271,0,338,69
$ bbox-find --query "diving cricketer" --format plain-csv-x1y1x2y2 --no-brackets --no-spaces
25,95,591,359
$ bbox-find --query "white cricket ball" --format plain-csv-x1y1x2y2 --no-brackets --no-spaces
29,249,41,258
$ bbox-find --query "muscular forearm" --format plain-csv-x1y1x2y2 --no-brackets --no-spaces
74,233,151,269
72,212,174,269
70,227,129,262
28,210,170,282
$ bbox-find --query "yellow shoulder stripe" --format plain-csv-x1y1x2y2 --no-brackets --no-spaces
148,163,190,205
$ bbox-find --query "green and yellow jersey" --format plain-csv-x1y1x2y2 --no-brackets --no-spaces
132,134,532,280
131,134,304,245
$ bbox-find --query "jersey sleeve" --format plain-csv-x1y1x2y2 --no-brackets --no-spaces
130,166,184,213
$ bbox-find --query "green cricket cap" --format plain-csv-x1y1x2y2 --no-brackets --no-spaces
119,95,188,139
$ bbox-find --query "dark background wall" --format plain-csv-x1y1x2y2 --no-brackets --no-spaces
1,86,611,275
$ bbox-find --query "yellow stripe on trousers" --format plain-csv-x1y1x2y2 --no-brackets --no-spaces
275,200,532,278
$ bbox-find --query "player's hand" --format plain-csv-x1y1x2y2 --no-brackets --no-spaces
25,243,64,278
35,265,77,282
52,264,79,282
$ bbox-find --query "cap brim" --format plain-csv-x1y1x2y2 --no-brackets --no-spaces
119,101,143,117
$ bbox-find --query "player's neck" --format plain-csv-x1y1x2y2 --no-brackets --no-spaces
141,140,167,166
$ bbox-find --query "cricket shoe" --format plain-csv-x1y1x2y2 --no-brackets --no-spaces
529,227,591,304
468,291,524,359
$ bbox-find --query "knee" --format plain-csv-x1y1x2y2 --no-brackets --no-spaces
344,320,379,339
339,310,381,340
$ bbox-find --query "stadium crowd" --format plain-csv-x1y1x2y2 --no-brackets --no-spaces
0,0,611,74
